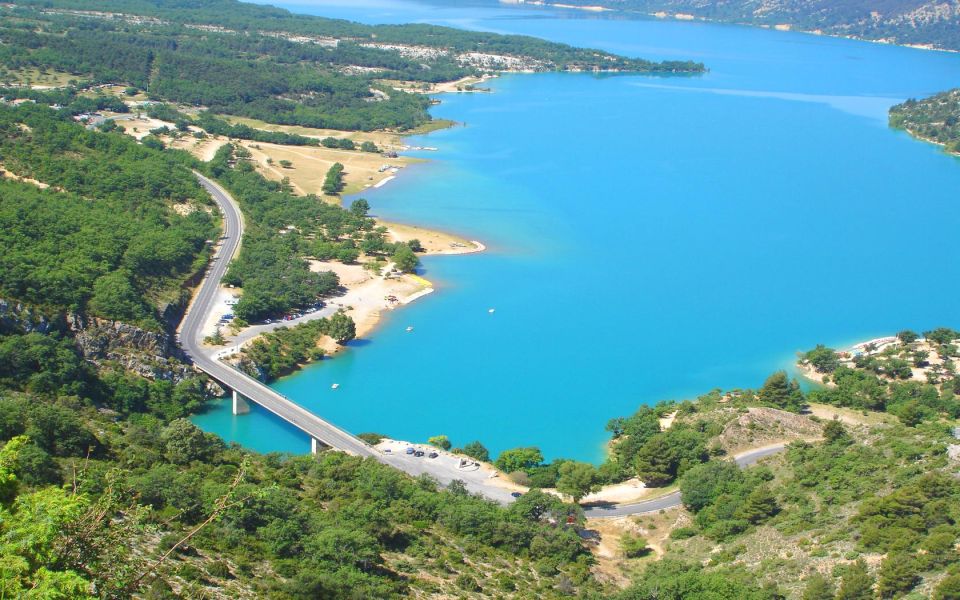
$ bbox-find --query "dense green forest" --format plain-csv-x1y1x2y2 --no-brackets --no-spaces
206,144,391,322
475,0,960,51
0,357,598,598
0,0,703,132
890,90,960,153
0,104,215,328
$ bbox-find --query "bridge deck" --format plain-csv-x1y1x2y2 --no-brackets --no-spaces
179,172,376,457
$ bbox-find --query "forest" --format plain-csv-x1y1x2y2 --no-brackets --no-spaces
0,103,215,328
0,0,703,132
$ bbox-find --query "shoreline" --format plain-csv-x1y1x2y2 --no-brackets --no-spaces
795,333,953,389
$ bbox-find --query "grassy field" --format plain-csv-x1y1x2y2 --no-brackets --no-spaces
239,139,421,198
0,67,78,88
223,116,405,150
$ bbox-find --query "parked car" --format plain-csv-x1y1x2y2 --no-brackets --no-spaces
428,452,438,459
510,492,523,498
405,447,415,455
414,450,425,457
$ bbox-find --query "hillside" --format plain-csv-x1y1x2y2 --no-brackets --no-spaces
491,0,960,51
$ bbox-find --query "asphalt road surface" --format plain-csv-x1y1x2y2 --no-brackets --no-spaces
583,442,790,518
179,172,376,457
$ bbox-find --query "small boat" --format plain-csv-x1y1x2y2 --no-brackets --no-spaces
488,308,495,314
406,326,414,332
331,383,340,390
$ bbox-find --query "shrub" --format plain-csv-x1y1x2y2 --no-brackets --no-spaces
620,533,652,558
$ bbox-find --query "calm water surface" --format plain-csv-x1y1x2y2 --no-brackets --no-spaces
193,0,960,460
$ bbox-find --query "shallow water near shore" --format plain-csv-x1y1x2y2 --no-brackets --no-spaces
193,0,960,462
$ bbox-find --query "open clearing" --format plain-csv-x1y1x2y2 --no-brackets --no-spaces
0,67,77,88
223,116,405,150
239,139,420,197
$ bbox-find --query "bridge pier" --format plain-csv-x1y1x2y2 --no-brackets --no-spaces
231,390,250,415
310,437,329,455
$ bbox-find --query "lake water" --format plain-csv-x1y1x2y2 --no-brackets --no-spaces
193,0,960,461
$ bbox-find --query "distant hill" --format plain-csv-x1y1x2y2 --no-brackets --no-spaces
493,0,960,50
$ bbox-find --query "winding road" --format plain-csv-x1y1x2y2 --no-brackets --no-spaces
179,172,377,458
583,442,790,518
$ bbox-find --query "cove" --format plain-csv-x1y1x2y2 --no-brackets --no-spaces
193,0,960,462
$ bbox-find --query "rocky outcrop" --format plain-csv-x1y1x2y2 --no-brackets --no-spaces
70,314,195,383
0,297,210,387
0,299,67,335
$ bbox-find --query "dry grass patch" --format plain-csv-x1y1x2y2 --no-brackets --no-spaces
222,116,404,150
710,407,823,455
239,139,421,197
586,509,690,587
0,67,78,88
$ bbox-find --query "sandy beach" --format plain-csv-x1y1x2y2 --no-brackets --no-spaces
384,221,485,255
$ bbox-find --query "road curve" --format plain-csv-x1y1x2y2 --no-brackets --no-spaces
582,442,790,518
179,172,376,458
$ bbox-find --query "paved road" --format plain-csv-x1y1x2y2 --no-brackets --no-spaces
582,442,790,518
179,172,376,458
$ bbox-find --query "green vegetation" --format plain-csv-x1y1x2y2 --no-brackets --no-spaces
495,446,545,474
428,435,452,450
321,162,345,195
619,532,651,558
679,460,779,540
800,330,960,426
0,390,599,597
0,0,702,135
207,144,364,322
891,89,960,153
607,378,960,598
145,104,376,150
392,244,420,273
239,312,356,381
556,461,601,502
605,403,709,486
0,103,215,328
458,440,491,462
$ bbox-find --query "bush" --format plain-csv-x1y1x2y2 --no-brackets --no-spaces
620,533,652,558
669,527,698,540
358,432,385,445
207,560,232,579
428,435,452,450
455,574,481,592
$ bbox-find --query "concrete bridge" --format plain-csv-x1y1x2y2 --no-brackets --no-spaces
178,172,377,458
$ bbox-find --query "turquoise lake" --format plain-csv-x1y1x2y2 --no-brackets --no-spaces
193,0,960,461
